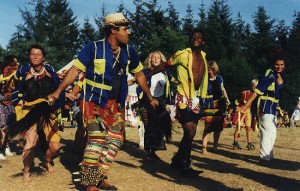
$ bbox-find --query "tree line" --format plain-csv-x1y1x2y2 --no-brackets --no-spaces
0,0,299,112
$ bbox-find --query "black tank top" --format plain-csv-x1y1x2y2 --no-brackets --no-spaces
24,75,55,102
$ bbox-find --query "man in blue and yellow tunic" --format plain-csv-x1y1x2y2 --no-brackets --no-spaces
239,49,285,164
48,13,158,191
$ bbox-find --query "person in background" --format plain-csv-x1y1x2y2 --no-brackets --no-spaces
0,55,19,160
201,60,230,155
129,108,144,149
232,79,258,150
290,97,300,127
238,48,286,164
63,82,86,157
136,51,173,159
47,13,158,191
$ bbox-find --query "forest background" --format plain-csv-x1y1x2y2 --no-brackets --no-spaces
0,0,299,113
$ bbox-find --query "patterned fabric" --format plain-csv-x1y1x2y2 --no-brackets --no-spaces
0,94,15,129
80,100,123,186
82,130,106,166
100,130,123,173
139,98,168,151
201,74,225,109
73,39,143,108
203,101,224,133
16,98,60,142
80,165,104,187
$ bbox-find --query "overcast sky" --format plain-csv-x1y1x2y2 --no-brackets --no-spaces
0,0,299,48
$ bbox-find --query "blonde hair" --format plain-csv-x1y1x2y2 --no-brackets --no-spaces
251,79,258,86
208,60,219,73
144,51,167,69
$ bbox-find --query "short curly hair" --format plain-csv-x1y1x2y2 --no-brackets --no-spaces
28,43,46,57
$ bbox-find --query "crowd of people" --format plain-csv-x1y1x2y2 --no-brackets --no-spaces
0,12,296,191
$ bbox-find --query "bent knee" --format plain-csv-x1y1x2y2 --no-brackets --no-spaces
49,142,60,153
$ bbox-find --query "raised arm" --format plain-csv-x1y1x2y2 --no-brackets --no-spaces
145,62,168,78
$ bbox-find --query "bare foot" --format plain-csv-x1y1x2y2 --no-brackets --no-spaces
45,162,54,173
22,172,31,183
202,148,208,156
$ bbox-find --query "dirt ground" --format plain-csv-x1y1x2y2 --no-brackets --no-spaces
0,120,299,191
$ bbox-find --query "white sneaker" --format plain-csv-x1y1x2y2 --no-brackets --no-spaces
0,153,6,160
5,147,14,156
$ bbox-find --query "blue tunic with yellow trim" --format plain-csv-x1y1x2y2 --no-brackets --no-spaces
255,69,285,116
73,38,143,109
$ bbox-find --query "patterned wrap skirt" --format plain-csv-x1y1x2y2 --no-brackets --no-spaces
203,100,224,133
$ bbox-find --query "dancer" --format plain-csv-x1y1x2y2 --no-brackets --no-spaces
136,51,173,159
201,60,230,155
238,48,286,164
7,44,64,182
145,29,208,177
0,55,19,160
48,13,158,191
232,79,258,150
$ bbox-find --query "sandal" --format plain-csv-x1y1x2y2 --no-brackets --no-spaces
246,142,255,150
233,141,242,150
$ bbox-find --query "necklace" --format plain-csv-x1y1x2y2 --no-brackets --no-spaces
113,47,120,54
112,47,121,68
30,66,45,76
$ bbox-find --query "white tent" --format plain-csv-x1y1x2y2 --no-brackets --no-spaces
57,59,75,74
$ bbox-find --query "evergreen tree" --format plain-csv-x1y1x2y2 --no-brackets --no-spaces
205,0,226,61
196,3,207,31
274,20,289,50
232,12,251,60
165,2,181,32
182,4,195,35
16,0,47,41
160,28,187,59
285,11,300,110
0,46,8,62
130,0,165,61
218,58,256,102
218,0,234,59
95,3,108,39
7,37,36,64
248,6,276,74
46,0,80,69
117,0,126,13
7,0,48,64
79,17,97,48
127,0,144,53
